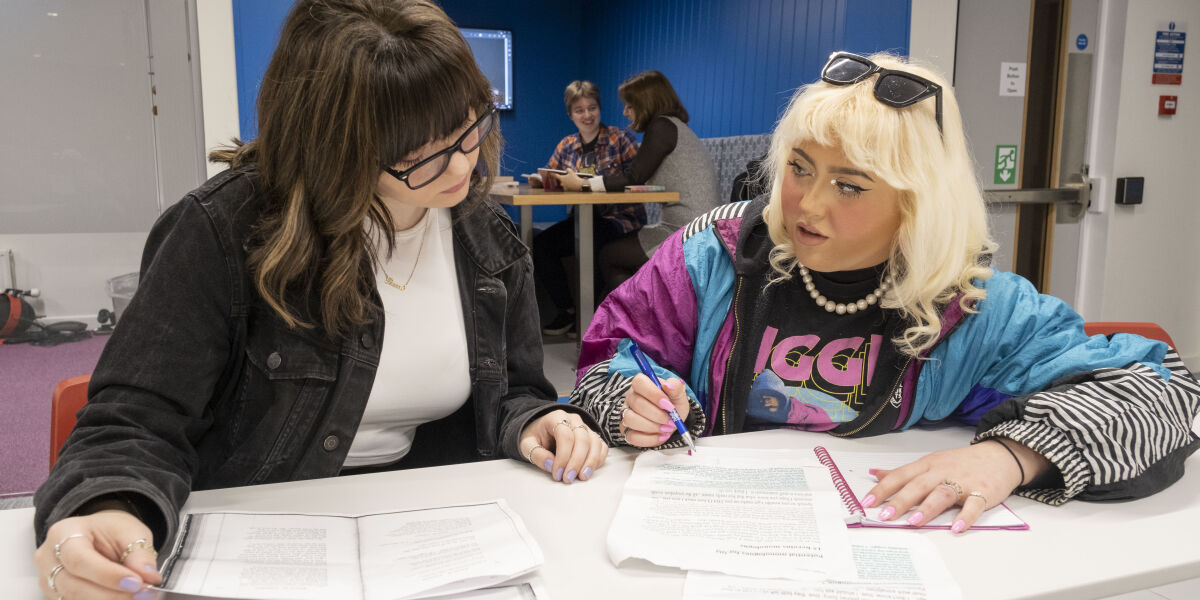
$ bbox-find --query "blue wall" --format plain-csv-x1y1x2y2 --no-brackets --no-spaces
230,0,909,221
439,1,582,179
581,0,910,138
231,1,292,141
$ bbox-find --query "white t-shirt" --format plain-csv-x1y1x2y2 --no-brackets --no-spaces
344,207,471,468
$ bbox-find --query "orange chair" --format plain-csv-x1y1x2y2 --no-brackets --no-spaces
50,374,91,470
1084,322,1176,350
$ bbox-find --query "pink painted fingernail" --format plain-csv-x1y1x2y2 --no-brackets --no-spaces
658,432,671,442
663,379,677,391
879,506,895,520
862,494,876,508
868,468,879,476
907,512,925,526
659,424,674,433
952,519,966,533
657,398,673,411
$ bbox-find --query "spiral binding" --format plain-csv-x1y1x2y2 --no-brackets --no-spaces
814,446,864,517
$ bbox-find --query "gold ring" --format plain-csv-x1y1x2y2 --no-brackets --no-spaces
54,533,91,561
968,490,988,506
47,563,65,593
940,479,964,499
120,538,154,563
525,443,543,464
573,424,588,430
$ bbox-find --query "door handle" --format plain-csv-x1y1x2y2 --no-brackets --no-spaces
983,171,1091,223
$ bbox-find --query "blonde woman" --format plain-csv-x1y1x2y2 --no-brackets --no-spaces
571,52,1199,533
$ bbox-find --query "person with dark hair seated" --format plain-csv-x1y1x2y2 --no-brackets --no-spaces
32,3,609,598
552,70,720,301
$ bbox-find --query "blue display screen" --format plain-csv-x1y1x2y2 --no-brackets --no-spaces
461,28,514,110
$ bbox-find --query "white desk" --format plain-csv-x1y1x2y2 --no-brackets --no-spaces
4,428,1199,599
491,185,676,334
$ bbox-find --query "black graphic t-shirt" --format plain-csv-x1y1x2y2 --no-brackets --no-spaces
743,263,908,433
578,136,598,175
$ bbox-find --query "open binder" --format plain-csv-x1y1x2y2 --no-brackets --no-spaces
814,446,1029,531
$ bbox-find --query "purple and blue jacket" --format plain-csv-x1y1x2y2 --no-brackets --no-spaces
571,199,1200,504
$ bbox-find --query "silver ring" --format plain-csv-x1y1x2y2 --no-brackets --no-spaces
940,480,964,499
47,563,65,594
968,490,988,506
554,419,571,432
54,533,91,561
525,443,543,464
573,424,588,431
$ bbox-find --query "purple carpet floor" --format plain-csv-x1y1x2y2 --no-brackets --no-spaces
0,335,108,496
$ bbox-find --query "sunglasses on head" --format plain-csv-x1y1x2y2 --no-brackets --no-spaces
820,52,943,134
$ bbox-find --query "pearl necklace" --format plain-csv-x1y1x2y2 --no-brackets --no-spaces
798,264,892,315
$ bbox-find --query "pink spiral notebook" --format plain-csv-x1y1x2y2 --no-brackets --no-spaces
814,446,1029,531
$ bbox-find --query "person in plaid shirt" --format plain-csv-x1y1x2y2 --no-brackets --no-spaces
535,80,644,337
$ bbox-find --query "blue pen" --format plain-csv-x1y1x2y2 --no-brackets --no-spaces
628,341,698,455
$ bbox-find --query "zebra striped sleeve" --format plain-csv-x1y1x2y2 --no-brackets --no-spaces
568,358,708,449
975,350,1200,505
681,201,749,242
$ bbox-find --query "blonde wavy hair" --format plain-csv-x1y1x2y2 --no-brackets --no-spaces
761,52,996,357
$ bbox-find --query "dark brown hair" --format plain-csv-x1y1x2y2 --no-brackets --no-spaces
564,80,600,113
617,70,688,132
209,0,500,337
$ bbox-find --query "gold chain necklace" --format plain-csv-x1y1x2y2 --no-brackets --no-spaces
380,211,431,292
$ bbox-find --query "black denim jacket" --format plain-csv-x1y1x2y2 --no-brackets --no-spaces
34,168,590,548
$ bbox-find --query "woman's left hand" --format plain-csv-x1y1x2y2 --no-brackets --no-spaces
518,409,609,485
863,439,1045,533
557,169,586,192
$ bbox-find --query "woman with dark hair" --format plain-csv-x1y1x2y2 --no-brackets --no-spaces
552,70,719,295
32,2,607,598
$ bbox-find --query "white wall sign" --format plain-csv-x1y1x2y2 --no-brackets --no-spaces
1000,62,1027,96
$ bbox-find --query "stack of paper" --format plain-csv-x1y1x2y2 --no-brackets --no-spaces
606,448,964,599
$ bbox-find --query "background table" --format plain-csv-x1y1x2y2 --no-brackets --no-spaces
5,427,1199,599
491,184,677,334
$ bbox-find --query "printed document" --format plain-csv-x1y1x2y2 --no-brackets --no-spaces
683,530,962,599
158,500,542,600
607,448,856,581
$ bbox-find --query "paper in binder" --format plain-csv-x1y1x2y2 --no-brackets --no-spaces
814,446,1029,530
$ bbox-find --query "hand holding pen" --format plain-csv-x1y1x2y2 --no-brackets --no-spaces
619,342,698,453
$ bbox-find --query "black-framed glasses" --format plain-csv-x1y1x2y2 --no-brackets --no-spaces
820,52,943,134
383,105,497,190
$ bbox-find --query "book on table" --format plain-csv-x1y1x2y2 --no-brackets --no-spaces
156,500,544,600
